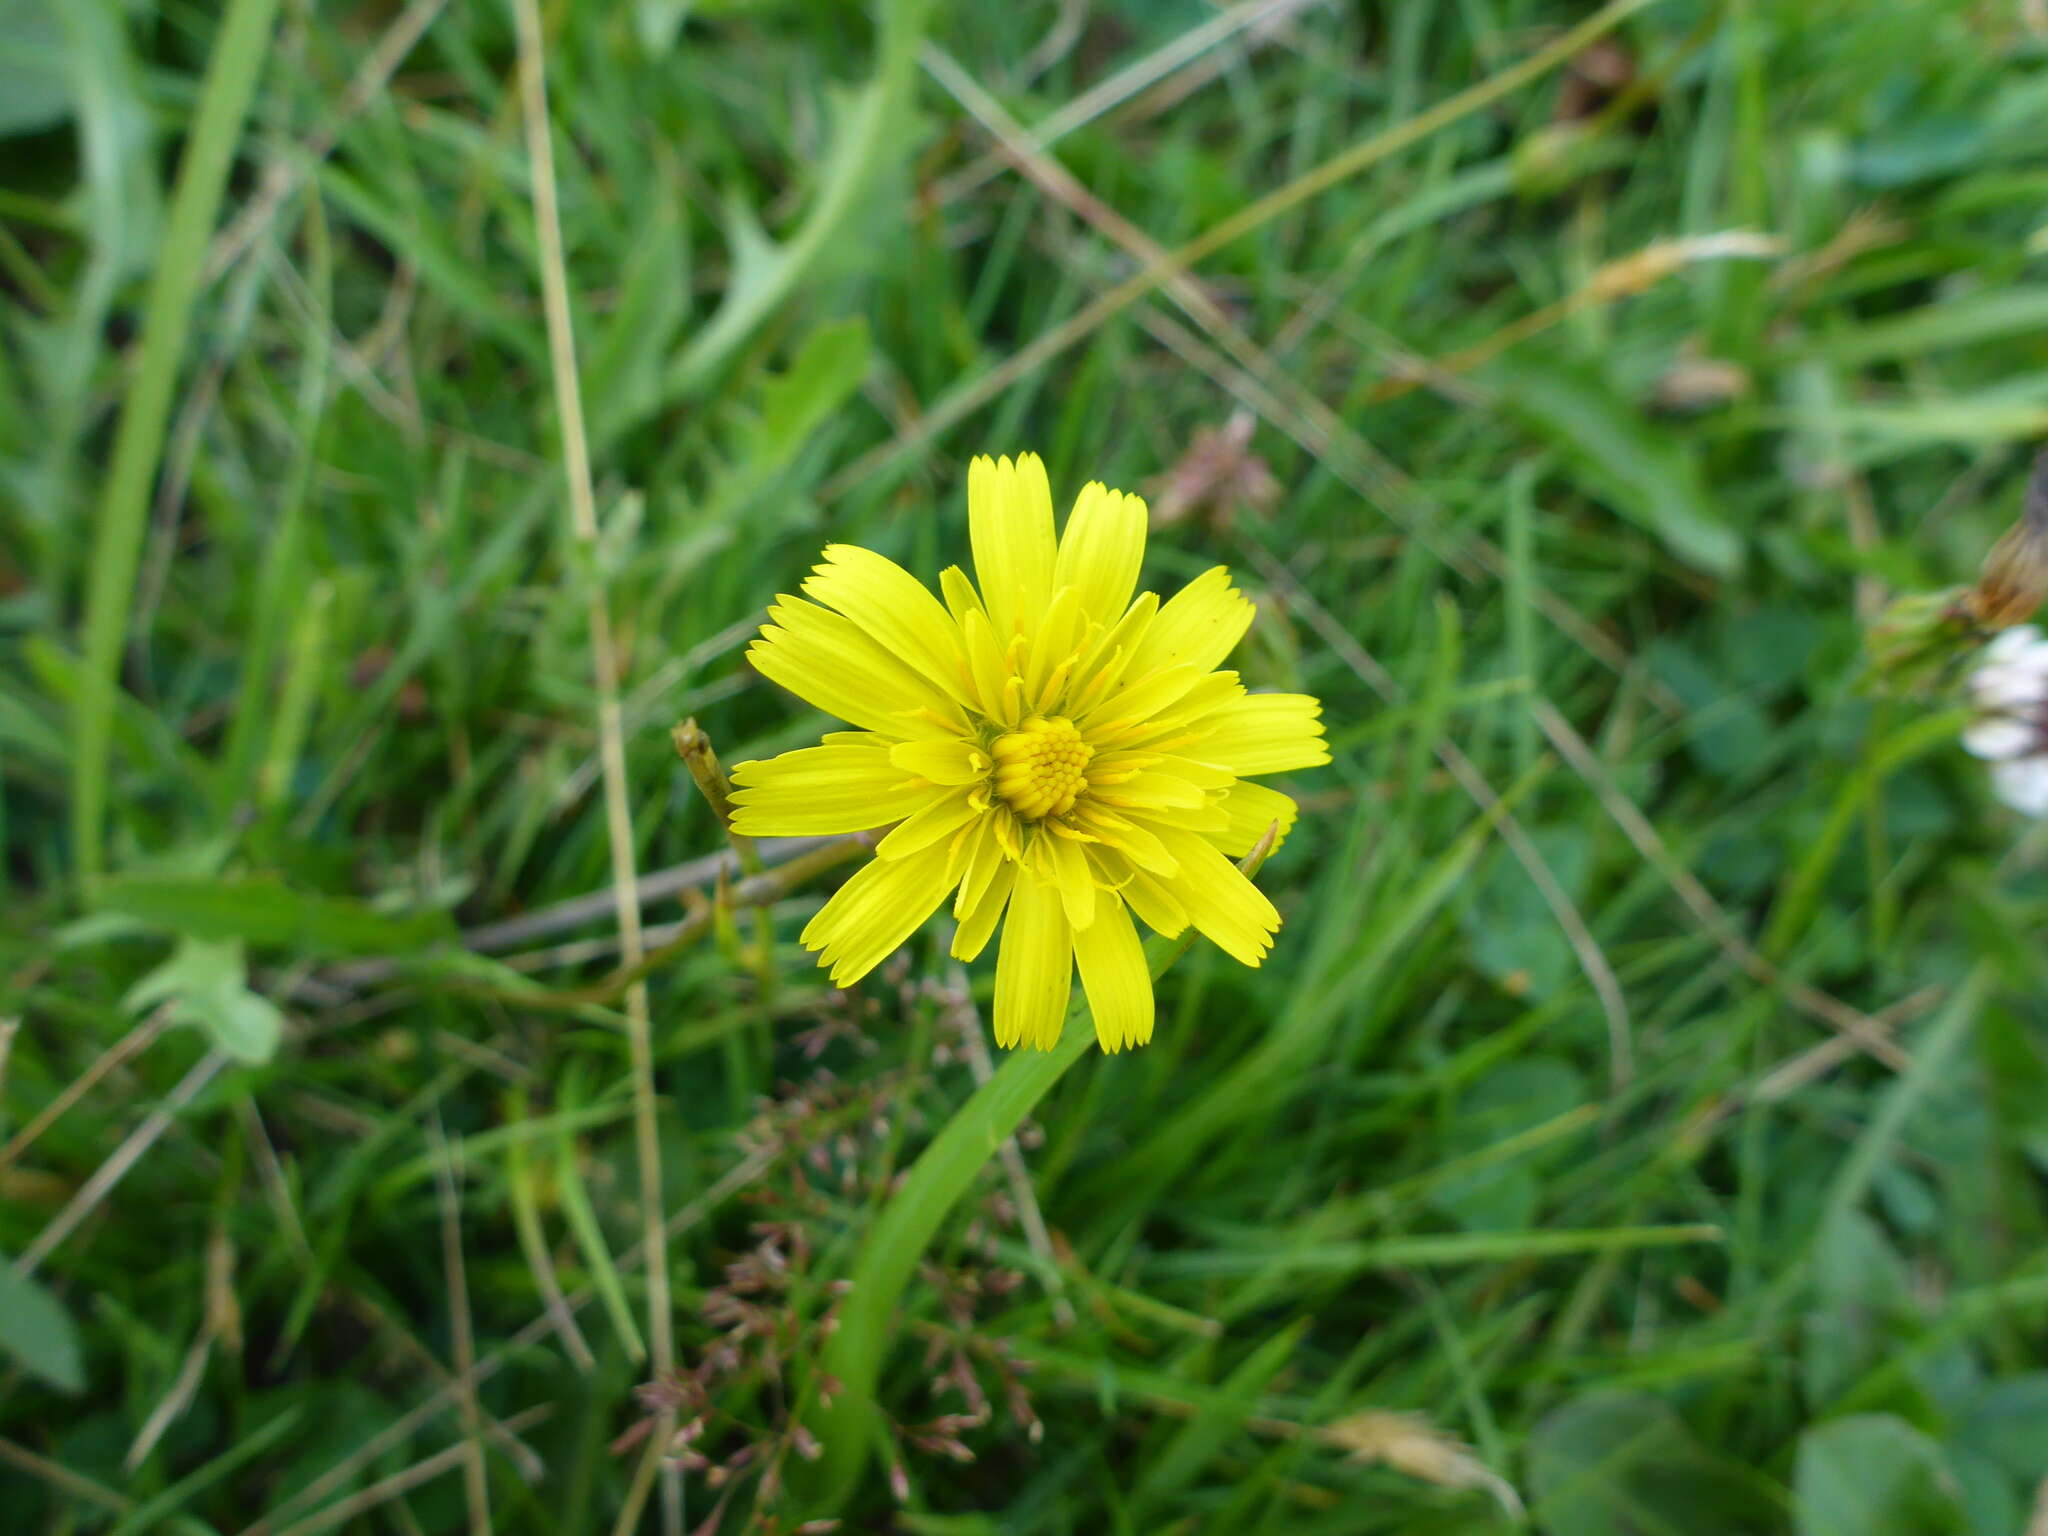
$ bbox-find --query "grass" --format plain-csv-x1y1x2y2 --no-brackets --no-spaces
6,0,2048,1531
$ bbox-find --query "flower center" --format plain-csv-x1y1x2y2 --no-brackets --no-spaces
990,716,1093,820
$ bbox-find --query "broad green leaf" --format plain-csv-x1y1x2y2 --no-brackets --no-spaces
1793,1416,1967,1536
1530,1392,1786,1536
0,1258,84,1393
125,935,282,1063
1801,1210,1913,1406
1958,1374,2048,1482
1459,831,1595,1003
0,1,70,137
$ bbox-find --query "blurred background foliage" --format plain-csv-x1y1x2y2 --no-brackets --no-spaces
6,0,2048,1531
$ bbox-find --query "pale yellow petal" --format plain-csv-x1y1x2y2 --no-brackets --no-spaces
749,597,962,737
1039,824,1097,930
1119,863,1190,939
1079,662,1208,736
801,841,959,987
994,874,1071,1050
874,788,981,859
1023,587,1086,708
1054,482,1147,626
1148,825,1280,966
729,744,933,835
1183,692,1331,775
969,453,1056,640
1121,566,1254,684
1214,781,1298,856
960,608,1014,724
939,565,985,627
802,544,972,707
1104,671,1248,749
1126,801,1230,836
1073,897,1153,1052
888,737,991,786
951,859,1016,962
1066,592,1158,714
1068,803,1178,876
1090,771,1209,813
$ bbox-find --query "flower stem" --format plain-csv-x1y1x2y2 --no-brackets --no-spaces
801,827,1278,1507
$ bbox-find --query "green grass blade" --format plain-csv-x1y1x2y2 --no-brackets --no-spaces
69,0,281,886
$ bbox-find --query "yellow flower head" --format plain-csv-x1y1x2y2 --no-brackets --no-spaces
730,453,1329,1052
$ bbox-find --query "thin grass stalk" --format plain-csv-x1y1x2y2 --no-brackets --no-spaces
71,0,282,885
508,4,678,1530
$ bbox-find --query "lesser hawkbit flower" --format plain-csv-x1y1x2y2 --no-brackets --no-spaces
729,452,1327,1052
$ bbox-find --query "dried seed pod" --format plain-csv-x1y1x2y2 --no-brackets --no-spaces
1971,448,2048,627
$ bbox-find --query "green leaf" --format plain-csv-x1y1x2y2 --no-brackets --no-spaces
1530,1392,1786,1536
1958,1374,2048,1482
1460,831,1594,1002
703,317,874,525
1793,1416,1967,1536
97,877,455,956
1801,1211,1912,1406
1493,358,1742,576
125,936,282,1063
0,1258,84,1393
0,1,71,137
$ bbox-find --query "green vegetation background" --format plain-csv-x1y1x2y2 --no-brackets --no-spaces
5,0,2048,1531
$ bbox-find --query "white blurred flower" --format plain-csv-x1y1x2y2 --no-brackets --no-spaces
1964,625,2048,815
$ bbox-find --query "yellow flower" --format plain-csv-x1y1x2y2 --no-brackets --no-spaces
729,453,1328,1052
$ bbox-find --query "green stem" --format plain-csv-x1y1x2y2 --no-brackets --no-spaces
803,831,1280,1506
809,1016,1093,1502
71,0,282,887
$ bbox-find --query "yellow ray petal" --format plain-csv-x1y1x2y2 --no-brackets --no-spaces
1183,692,1331,775
1068,803,1179,876
1023,586,1086,707
801,841,960,987
1148,825,1281,966
875,788,982,859
729,744,935,835
803,544,973,707
1214,781,1298,856
958,607,1014,724
1039,823,1097,930
1118,861,1189,939
1106,671,1248,748
951,858,1016,962
1090,770,1210,813
1066,592,1158,713
1073,898,1153,1052
1126,800,1231,835
969,453,1056,640
938,565,985,627
1054,481,1147,626
750,598,963,737
1084,664,1239,741
994,874,1071,1050
1122,566,1254,684
888,737,991,786
951,817,1007,919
